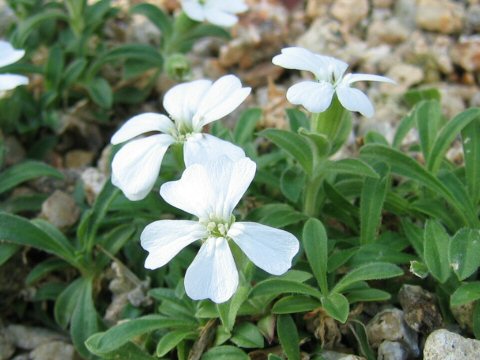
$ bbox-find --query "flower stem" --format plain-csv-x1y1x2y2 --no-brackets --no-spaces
303,174,324,217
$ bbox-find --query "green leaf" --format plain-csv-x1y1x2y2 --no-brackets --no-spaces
322,293,349,323
414,100,443,161
287,108,309,132
25,258,68,285
451,282,480,307
0,213,76,264
409,260,429,279
349,320,376,360
260,129,313,174
45,45,64,90
333,262,403,293
217,286,249,332
0,160,63,194
54,278,85,329
201,345,248,360
231,322,264,349
360,164,388,244
156,330,195,357
70,278,100,358
86,78,113,108
298,128,331,160
63,58,88,87
277,315,300,360
11,10,68,46
462,116,480,204
424,220,451,283
251,279,322,300
325,158,380,179
280,167,305,203
233,108,261,145
404,88,441,107
346,288,391,303
393,112,416,149
428,108,480,174
250,203,307,228
131,3,173,38
272,295,320,314
0,243,20,266
449,228,480,281
86,333,157,360
303,218,328,294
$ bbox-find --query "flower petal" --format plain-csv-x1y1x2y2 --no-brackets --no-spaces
336,85,375,118
212,0,248,13
163,79,212,128
342,73,396,85
229,222,299,275
286,80,335,113
181,0,206,22
160,156,256,221
141,220,207,269
193,75,250,129
205,8,238,27
112,134,174,201
0,74,29,91
316,55,348,83
184,237,238,303
111,113,174,145
272,47,325,78
184,133,245,167
0,41,25,68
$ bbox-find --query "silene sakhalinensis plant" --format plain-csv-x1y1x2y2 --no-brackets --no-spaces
0,1,480,359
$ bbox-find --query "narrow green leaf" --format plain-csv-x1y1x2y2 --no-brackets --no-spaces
409,260,429,279
201,345,248,360
131,3,173,37
45,45,64,89
251,279,322,300
156,330,195,357
86,78,113,108
272,295,320,314
86,333,157,360
260,129,312,174
0,243,20,266
322,293,349,323
25,258,68,285
0,160,63,194
346,288,391,303
333,262,403,293
54,278,85,329
451,282,480,307
277,315,300,360
393,112,415,149
280,167,305,203
303,218,328,294
325,158,380,179
217,286,249,332
414,100,443,162
404,88,441,107
233,108,261,145
287,108,309,132
231,322,264,349
424,220,451,283
449,228,480,281
11,10,68,46
462,116,480,204
250,203,307,228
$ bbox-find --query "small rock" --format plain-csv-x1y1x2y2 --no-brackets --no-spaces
451,36,480,72
0,326,15,360
64,149,94,169
372,0,393,8
6,325,65,350
466,4,480,32
382,64,424,94
330,0,369,27
416,0,465,34
30,341,75,360
81,167,107,205
424,329,480,360
4,136,26,166
470,92,480,107
0,0,17,34
321,350,366,360
127,13,162,45
296,18,343,56
11,355,29,360
451,301,475,332
377,341,408,360
393,0,417,29
40,190,80,230
305,0,331,18
367,18,411,45
398,284,442,334
366,308,419,357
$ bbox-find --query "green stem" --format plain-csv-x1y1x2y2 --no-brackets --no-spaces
303,175,324,217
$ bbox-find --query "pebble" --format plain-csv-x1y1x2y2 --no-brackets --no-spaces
64,149,94,169
81,167,107,205
0,326,15,360
451,301,475,332
321,350,366,360
6,325,66,350
330,0,369,28
398,284,442,334
466,4,480,32
367,18,411,45
382,64,424,94
377,341,409,360
4,136,26,166
416,0,465,34
40,190,80,230
30,341,75,360
366,308,419,357
296,18,343,56
451,36,480,72
423,329,480,359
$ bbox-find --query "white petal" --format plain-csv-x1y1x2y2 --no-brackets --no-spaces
212,0,248,13
0,74,29,91
160,156,256,221
141,220,207,269
0,41,25,68
342,73,396,85
193,75,250,129
111,134,174,201
184,133,245,167
163,79,212,129
314,55,349,83
181,0,206,22
229,222,299,275
336,85,375,118
205,8,238,27
286,81,335,113
184,237,238,303
272,47,325,79
111,113,174,145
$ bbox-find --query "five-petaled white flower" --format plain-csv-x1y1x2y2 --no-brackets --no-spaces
182,0,248,27
111,75,251,201
141,156,299,303
272,47,395,117
0,40,29,93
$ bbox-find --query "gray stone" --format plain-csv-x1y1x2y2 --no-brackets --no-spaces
4,136,26,166
377,341,409,360
40,190,80,230
30,341,75,360
321,350,366,360
81,167,107,205
64,149,94,169
382,64,424,94
0,326,15,360
416,0,465,34
330,0,369,27
367,18,411,45
423,329,480,360
466,4,480,32
394,0,417,29
366,308,419,357
451,301,475,332
451,36,480,72
6,325,65,350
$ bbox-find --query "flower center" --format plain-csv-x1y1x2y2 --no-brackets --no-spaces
203,215,236,238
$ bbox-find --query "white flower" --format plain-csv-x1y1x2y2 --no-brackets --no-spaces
272,47,395,117
0,40,29,92
111,75,251,201
182,0,248,27
141,156,299,303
